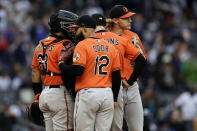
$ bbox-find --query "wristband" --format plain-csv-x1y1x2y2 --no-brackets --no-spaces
32,82,42,95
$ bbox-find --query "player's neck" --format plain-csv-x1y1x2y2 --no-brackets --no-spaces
89,33,96,38
85,31,96,38
95,26,106,32
111,26,124,36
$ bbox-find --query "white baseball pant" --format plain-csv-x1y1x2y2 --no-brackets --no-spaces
39,85,74,131
74,87,114,131
111,82,144,131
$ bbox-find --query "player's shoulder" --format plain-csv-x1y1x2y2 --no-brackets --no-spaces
76,38,87,46
117,34,129,44
35,36,56,48
41,36,56,44
42,35,71,45
124,30,138,36
105,32,127,43
75,39,88,50
34,43,42,53
107,31,121,38
78,37,102,44
123,30,142,41
34,37,50,53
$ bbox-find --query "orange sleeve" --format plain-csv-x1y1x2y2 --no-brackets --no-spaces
73,42,87,67
136,35,147,58
32,44,40,69
125,39,140,62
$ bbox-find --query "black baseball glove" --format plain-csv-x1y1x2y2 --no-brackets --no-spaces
26,102,44,126
59,42,75,64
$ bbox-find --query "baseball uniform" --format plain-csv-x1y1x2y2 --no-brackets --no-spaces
105,4,148,131
95,29,146,131
73,37,120,131
32,35,74,131
111,30,147,131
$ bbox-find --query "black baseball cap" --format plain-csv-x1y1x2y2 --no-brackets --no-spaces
75,15,96,29
109,5,135,19
92,13,106,26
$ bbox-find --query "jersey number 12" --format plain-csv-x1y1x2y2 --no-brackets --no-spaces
94,55,109,75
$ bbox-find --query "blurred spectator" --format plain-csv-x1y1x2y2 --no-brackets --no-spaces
0,4,7,32
182,53,197,87
141,77,159,118
0,103,16,131
80,1,104,15
0,71,11,92
169,108,185,131
143,108,158,131
174,87,197,131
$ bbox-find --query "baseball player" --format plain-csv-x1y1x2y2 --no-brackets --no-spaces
92,14,145,81
31,10,78,131
92,10,147,131
108,5,147,131
58,15,121,131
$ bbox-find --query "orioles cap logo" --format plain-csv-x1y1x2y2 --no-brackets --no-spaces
123,6,128,13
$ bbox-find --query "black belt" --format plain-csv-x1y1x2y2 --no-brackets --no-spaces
43,72,61,76
49,85,60,88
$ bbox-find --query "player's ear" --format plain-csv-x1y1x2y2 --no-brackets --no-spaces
83,28,88,33
112,18,119,24
82,28,89,36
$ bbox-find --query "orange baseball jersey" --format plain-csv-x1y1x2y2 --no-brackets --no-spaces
32,36,71,86
121,30,147,80
95,31,140,79
72,37,120,91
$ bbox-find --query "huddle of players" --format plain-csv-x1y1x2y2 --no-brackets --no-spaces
32,4,147,131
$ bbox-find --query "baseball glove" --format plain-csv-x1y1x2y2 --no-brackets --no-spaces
59,42,75,63
26,102,44,126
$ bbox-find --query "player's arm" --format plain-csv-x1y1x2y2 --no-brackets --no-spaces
127,54,147,85
59,63,84,77
59,63,83,98
125,41,147,86
111,48,121,102
32,68,42,101
112,69,121,102
32,49,42,96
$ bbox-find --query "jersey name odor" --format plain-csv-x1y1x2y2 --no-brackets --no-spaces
93,44,109,52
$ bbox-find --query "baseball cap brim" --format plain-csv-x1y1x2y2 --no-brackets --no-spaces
120,12,136,18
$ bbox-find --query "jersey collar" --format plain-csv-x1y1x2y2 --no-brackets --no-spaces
88,37,100,39
95,30,107,33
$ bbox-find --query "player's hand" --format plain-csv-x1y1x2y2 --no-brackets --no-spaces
114,102,118,109
122,80,130,88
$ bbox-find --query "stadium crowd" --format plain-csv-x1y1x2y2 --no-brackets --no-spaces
0,0,196,130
